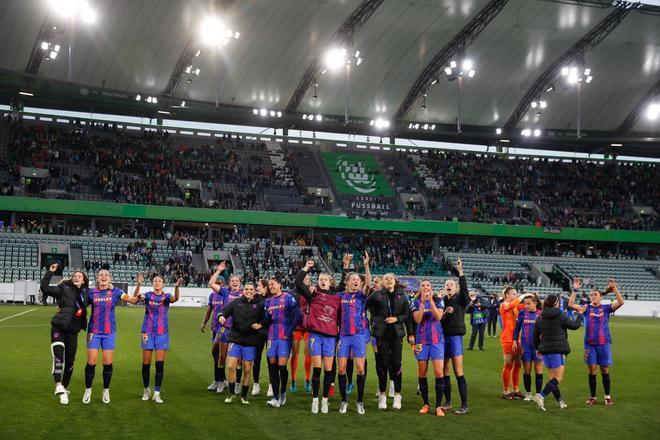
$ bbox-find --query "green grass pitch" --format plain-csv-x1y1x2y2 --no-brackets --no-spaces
1,305,659,439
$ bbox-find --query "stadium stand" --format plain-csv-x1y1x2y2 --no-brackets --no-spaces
3,118,658,229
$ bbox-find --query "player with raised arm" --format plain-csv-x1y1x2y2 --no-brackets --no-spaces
218,282,265,405
40,263,89,405
439,257,470,415
263,277,301,408
201,262,228,392
366,271,414,411
133,273,182,403
412,280,446,416
209,264,244,394
295,259,341,414
337,252,370,415
532,294,584,411
513,292,543,401
568,278,624,407
500,286,529,399
83,269,139,404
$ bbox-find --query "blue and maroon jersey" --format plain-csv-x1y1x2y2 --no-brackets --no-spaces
339,291,367,335
87,287,125,334
514,309,541,347
208,291,225,333
412,297,445,345
220,287,243,329
141,292,172,335
584,303,613,346
265,293,298,340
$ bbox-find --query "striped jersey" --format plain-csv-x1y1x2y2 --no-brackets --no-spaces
208,291,225,333
412,297,445,345
87,287,125,334
514,309,541,347
141,292,172,335
265,293,298,340
584,303,613,345
220,287,243,328
339,291,367,336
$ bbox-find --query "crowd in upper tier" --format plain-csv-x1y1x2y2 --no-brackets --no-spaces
2,116,658,230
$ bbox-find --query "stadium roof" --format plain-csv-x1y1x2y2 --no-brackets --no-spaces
0,0,658,154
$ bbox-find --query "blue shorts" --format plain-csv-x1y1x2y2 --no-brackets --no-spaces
444,335,463,358
362,327,371,345
308,332,337,357
521,344,542,363
141,333,170,350
220,327,230,343
87,332,116,350
212,330,219,343
266,339,291,359
228,343,256,362
584,344,613,366
371,337,378,348
415,343,445,361
338,334,367,358
543,354,565,369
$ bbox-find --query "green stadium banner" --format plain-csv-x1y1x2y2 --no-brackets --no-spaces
322,152,394,196
1,196,659,244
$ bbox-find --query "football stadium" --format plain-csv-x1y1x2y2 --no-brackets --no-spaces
0,0,659,439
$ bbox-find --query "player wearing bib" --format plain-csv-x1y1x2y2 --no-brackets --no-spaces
133,274,181,403
337,252,371,415
40,263,89,405
439,257,470,415
263,278,301,408
412,280,446,417
568,278,624,407
532,294,583,411
295,260,341,415
218,282,265,404
500,287,529,399
210,266,244,395
513,293,543,400
201,262,228,392
83,269,137,404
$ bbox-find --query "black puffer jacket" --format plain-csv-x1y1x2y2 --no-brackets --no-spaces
366,287,413,339
40,271,88,333
218,295,265,346
440,275,470,337
533,307,582,355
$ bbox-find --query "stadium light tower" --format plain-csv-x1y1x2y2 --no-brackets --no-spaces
197,15,240,108
321,45,363,126
47,0,98,81
559,60,593,139
444,56,476,134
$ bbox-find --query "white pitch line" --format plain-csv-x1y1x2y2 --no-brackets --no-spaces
0,308,36,322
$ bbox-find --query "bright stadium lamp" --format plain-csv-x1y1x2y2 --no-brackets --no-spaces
324,47,347,71
49,0,96,23
647,103,659,121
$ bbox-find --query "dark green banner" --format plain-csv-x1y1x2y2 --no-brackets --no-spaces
322,152,394,196
1,196,659,244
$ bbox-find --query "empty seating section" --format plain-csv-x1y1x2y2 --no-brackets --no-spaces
0,235,40,283
0,232,171,283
